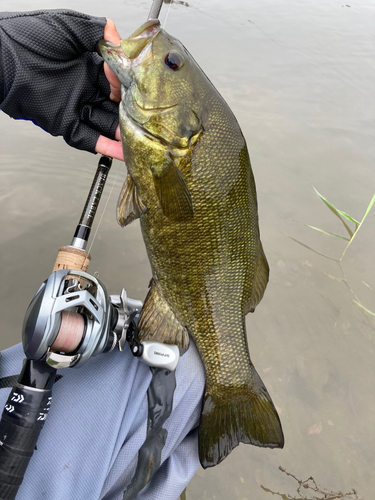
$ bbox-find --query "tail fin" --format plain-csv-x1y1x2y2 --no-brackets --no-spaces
199,368,284,468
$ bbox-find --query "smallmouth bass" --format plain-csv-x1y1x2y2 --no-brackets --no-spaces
98,19,284,468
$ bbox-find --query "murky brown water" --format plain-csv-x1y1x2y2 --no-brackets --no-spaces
1,0,374,498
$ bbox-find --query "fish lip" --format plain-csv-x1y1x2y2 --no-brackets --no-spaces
97,40,126,60
97,40,132,88
128,19,161,39
98,23,161,76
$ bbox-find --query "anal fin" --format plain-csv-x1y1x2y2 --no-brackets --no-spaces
137,280,190,355
117,175,146,228
245,241,269,314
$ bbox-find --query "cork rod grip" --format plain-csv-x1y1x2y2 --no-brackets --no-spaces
52,246,91,274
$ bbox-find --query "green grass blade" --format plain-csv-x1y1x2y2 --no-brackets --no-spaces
340,193,375,261
336,209,360,225
353,301,375,318
303,224,350,241
286,235,338,261
363,281,374,293
360,193,375,223
292,219,349,240
313,188,357,235
314,188,360,225
305,261,342,281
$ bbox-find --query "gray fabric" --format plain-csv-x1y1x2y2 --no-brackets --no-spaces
0,342,205,500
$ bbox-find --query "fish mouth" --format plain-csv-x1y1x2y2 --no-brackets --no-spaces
127,19,161,40
97,41,132,88
97,20,161,89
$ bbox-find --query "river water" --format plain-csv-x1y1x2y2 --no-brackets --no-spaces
1,0,374,498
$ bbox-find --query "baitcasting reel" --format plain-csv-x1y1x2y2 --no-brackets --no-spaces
22,268,179,372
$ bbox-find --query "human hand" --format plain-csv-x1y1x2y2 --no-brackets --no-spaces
0,10,124,160
95,19,123,160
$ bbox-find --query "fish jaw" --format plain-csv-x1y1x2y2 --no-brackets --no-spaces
97,20,161,90
97,40,133,89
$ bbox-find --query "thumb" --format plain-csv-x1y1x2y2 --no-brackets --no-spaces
103,19,122,102
104,19,121,45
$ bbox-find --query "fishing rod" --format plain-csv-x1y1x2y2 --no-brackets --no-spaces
148,0,164,20
0,155,178,500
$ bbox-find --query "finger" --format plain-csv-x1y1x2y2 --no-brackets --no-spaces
65,122,100,153
97,67,121,108
104,62,121,103
104,19,122,102
81,104,119,138
95,135,124,161
104,19,121,45
100,98,119,114
115,124,121,141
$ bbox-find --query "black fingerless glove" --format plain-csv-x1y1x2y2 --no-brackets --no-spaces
0,9,119,153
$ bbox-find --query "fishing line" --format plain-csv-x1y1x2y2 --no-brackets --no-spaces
87,159,120,256
163,1,173,29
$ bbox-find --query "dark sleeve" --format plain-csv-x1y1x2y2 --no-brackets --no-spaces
0,10,119,153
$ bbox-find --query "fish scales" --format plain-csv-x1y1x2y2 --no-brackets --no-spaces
141,96,255,389
99,19,284,468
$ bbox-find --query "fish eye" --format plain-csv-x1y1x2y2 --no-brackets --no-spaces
164,51,184,71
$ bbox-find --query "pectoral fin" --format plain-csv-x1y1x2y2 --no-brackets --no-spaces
137,280,190,354
116,175,146,228
150,155,194,221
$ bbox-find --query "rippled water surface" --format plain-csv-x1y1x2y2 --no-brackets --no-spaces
1,0,374,498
